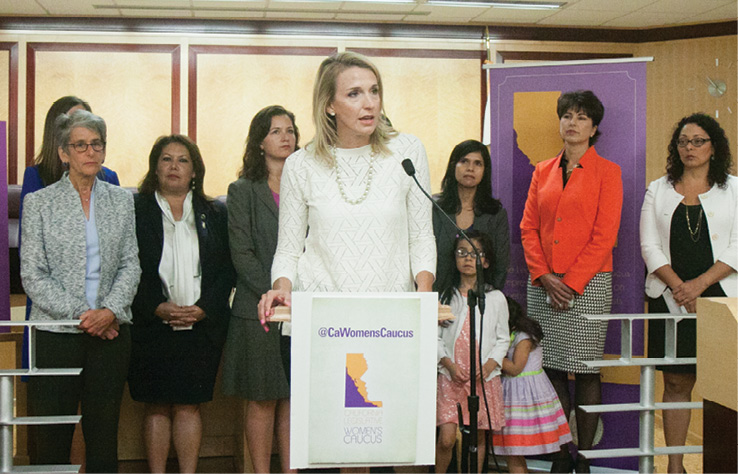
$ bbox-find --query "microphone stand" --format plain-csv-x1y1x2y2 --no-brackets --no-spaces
402,159,485,474
465,253,486,474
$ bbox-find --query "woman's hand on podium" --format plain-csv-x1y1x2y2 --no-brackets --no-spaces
258,277,293,331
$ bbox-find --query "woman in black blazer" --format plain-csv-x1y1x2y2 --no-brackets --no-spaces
129,135,233,473
221,105,299,473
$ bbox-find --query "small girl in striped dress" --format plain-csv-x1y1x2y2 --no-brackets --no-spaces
492,298,572,473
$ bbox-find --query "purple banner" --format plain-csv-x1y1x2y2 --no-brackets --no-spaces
487,60,647,470
1,121,9,328
488,60,647,353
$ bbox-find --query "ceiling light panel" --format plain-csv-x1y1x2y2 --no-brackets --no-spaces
472,6,559,21
426,0,562,9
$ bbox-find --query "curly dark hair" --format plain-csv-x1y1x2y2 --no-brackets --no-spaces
240,105,299,181
557,90,604,147
437,140,502,216
439,230,495,305
666,113,733,188
506,296,543,347
139,134,208,199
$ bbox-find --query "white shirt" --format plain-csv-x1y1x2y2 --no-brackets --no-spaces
639,175,738,298
271,133,436,292
156,191,202,306
84,185,100,309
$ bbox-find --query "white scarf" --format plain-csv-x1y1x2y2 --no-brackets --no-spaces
156,191,201,309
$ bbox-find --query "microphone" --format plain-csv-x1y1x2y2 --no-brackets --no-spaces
401,158,486,311
401,158,416,177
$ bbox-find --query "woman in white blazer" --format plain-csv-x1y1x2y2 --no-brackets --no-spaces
639,113,736,474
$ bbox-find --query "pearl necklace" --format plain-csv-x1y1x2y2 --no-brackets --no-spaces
332,146,377,205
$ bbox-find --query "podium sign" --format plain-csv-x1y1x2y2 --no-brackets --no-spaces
290,292,438,469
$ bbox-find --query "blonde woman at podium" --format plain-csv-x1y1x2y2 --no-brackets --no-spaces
258,51,436,331
640,113,737,474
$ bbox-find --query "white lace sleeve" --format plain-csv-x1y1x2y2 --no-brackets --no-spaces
271,151,308,286
402,135,437,280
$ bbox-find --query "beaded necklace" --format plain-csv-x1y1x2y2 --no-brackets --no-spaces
332,146,377,205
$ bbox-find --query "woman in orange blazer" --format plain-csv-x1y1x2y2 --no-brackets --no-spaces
520,90,622,473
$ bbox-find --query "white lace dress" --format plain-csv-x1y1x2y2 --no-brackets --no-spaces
271,133,436,292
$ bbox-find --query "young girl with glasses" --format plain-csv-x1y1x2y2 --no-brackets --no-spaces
435,230,510,473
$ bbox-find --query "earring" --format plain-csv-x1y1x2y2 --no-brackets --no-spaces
711,155,715,161
260,149,265,157
328,111,335,117
191,178,196,190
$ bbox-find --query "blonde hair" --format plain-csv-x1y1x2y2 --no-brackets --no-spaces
310,51,397,162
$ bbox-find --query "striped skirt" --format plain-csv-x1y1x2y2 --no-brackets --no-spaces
492,367,572,456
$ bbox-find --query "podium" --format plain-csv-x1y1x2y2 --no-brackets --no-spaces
284,292,439,470
696,297,737,474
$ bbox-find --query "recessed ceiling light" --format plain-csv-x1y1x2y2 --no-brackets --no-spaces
426,0,562,9
271,0,416,3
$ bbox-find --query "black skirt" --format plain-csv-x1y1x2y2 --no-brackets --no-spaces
128,323,223,404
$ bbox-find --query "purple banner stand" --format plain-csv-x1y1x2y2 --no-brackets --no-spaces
487,59,649,470
1,121,9,331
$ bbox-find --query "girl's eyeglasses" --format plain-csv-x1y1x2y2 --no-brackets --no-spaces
455,248,484,259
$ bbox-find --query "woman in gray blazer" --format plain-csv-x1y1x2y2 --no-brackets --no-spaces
20,110,141,473
221,105,299,473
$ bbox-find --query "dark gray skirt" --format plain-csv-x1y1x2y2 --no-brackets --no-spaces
527,272,611,374
221,317,291,400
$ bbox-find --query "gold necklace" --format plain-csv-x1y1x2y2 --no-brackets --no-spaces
332,147,376,205
685,205,703,243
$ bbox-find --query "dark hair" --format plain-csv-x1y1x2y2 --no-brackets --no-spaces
240,105,300,180
666,113,732,188
35,96,92,186
439,230,495,305
139,134,208,199
506,297,543,347
556,90,604,146
437,140,502,216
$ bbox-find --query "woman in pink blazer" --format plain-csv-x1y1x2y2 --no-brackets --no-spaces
520,90,623,473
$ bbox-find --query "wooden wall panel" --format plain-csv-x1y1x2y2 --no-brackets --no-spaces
0,49,9,176
636,35,738,186
27,44,180,187
191,47,334,197
349,52,483,194
1,42,18,183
